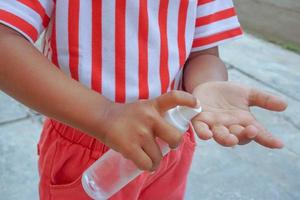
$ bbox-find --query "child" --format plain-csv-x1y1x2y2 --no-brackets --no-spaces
0,0,287,199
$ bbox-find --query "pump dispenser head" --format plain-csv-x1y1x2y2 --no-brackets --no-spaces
177,106,202,122
164,106,202,133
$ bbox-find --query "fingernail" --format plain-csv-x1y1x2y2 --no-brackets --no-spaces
247,132,257,139
274,139,284,149
228,134,239,145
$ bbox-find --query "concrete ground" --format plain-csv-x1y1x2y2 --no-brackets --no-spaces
186,34,300,200
235,0,300,53
0,34,300,200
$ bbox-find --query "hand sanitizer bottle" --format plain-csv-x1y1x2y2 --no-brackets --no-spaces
81,106,202,200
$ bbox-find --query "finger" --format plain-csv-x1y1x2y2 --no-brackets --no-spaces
125,145,154,171
252,122,284,149
229,124,247,144
192,120,213,140
255,132,284,149
249,89,287,111
212,125,239,147
154,117,183,149
196,112,238,127
141,138,163,171
154,90,199,114
194,113,216,125
229,125,257,145
243,125,258,139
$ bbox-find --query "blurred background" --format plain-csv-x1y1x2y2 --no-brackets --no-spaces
1,1,300,200
235,0,300,54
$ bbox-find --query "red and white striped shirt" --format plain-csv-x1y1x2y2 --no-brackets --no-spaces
0,0,243,103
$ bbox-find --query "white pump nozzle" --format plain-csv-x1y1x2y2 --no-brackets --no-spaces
164,106,202,133
177,106,202,122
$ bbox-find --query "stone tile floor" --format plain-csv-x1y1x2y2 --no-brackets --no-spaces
1,34,299,200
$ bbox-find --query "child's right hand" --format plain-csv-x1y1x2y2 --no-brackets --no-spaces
98,91,198,172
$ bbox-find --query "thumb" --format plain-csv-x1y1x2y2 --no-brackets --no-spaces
248,88,288,111
153,90,199,113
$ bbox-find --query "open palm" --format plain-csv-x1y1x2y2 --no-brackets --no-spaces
192,81,287,148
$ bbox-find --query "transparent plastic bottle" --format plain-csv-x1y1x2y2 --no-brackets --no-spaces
81,106,202,200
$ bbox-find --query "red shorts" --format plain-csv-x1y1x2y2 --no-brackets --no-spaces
37,118,196,200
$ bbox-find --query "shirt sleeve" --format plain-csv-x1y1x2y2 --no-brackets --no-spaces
191,0,243,52
0,0,54,43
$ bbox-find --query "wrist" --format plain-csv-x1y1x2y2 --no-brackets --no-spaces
183,54,228,93
76,93,114,142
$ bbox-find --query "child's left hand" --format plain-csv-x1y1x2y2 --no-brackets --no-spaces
191,81,288,149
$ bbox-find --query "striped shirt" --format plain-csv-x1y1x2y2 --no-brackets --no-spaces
0,0,243,103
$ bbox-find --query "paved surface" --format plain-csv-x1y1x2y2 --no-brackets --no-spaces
186,34,300,200
1,34,300,200
235,0,300,52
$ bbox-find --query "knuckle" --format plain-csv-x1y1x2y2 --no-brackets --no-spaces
212,125,224,133
199,114,212,124
137,129,152,141
249,88,258,104
264,95,272,108
169,90,180,101
122,146,135,158
143,109,157,123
